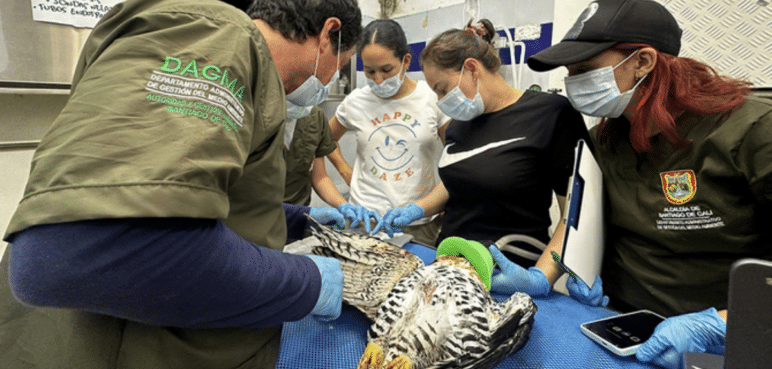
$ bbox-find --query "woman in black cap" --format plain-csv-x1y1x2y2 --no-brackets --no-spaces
525,0,772,368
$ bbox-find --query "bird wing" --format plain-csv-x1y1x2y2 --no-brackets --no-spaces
363,257,537,369
366,265,446,367
308,217,424,320
437,291,537,369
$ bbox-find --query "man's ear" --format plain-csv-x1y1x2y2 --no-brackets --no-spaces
319,17,342,53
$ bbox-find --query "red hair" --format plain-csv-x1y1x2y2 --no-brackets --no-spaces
596,43,751,152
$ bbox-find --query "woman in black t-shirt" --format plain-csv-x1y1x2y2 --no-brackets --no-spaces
378,28,589,299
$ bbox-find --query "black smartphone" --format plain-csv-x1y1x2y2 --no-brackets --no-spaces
724,258,772,369
580,310,665,356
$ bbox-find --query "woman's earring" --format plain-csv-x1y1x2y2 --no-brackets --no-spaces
634,74,641,82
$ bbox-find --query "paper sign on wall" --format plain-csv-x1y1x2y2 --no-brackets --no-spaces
30,0,124,29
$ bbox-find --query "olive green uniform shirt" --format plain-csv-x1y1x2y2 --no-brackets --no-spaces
1,0,289,368
283,106,337,206
592,95,772,317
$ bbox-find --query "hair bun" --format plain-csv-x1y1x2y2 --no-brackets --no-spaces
465,19,495,45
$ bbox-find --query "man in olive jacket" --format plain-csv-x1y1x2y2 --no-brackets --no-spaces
0,0,361,368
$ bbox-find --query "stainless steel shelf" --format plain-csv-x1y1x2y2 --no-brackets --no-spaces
0,141,40,150
0,87,71,95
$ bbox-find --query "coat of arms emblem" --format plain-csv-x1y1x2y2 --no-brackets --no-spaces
660,170,697,204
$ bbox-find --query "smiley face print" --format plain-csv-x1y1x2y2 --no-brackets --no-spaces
368,124,417,171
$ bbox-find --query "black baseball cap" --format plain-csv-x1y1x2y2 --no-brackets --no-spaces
527,0,682,72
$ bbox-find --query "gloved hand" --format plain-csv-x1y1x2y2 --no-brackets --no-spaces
305,254,344,322
488,245,551,296
636,308,726,369
309,207,345,229
337,203,381,233
377,204,425,237
566,275,609,307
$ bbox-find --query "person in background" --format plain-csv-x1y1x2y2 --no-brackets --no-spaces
283,101,376,237
283,101,340,207
0,0,361,368
524,0,772,368
327,19,450,247
381,27,589,298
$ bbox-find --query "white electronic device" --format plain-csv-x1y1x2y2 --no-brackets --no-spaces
581,310,665,357
560,139,605,287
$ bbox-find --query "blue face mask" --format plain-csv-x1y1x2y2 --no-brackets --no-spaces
366,56,406,99
435,64,485,121
286,32,341,107
564,50,646,118
286,101,313,120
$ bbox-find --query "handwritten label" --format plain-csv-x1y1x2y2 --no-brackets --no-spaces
30,0,123,28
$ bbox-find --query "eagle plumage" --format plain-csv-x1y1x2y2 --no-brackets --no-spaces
308,220,537,369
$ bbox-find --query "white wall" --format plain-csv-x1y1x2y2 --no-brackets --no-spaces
0,92,69,256
0,150,35,256
357,0,593,92
359,0,463,19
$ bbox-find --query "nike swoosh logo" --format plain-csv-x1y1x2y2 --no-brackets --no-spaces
438,137,526,168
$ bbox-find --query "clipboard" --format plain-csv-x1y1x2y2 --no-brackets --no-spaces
560,139,604,288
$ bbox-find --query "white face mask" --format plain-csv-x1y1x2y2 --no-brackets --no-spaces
436,64,485,121
286,32,341,107
366,56,406,98
286,101,313,120
564,50,646,118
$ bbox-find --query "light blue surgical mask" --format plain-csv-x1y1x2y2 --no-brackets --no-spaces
436,64,485,121
286,32,341,107
564,50,646,118
367,56,406,98
286,101,313,120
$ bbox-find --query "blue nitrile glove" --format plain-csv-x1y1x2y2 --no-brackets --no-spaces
305,254,344,322
488,245,551,296
309,207,345,229
337,203,382,233
378,204,425,237
566,275,610,307
635,308,726,369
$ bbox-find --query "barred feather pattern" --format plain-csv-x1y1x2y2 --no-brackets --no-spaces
367,255,537,369
309,222,425,320
307,219,536,369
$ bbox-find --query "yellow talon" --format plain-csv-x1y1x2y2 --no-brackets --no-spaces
357,342,385,369
384,355,411,369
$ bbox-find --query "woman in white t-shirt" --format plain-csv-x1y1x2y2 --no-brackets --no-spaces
328,19,450,247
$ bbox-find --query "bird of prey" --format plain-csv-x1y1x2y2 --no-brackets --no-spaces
308,219,537,369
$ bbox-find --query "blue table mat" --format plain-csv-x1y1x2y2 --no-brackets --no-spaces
278,244,658,369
